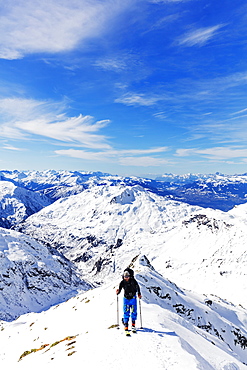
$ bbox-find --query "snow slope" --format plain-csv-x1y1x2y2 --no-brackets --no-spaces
0,227,90,321
1,256,246,369
17,185,202,281
229,203,247,221
1,170,247,368
0,181,51,227
18,184,247,307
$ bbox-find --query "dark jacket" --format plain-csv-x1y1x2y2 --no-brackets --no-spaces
118,278,141,299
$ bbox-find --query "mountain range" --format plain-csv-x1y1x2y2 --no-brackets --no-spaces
2,169,247,213
1,170,247,368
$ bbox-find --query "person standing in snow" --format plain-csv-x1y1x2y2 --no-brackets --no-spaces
116,269,142,332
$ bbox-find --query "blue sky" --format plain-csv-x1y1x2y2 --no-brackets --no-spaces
0,0,247,176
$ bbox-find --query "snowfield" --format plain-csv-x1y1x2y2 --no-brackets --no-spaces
1,256,247,369
1,170,247,368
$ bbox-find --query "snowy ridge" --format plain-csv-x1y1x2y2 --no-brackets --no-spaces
136,256,247,362
17,184,247,308
17,185,202,283
0,227,90,321
1,170,247,368
1,256,246,368
0,181,51,228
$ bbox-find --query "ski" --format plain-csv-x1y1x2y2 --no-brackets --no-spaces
125,330,131,336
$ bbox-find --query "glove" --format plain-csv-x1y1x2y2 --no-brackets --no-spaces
116,289,120,295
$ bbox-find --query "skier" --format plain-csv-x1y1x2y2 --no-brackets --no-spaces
116,269,142,333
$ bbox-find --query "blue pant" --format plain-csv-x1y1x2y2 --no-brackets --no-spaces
123,297,137,323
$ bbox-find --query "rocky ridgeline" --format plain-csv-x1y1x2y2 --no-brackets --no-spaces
0,228,90,321
135,256,247,362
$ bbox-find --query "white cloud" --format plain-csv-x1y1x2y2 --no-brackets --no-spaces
94,57,128,72
55,149,108,162
0,96,169,167
16,116,111,149
2,144,25,151
143,13,181,35
203,71,247,92
0,98,111,149
178,25,224,47
115,93,162,106
176,146,247,161
230,107,247,116
94,52,143,74
118,147,169,155
0,0,131,59
153,112,167,120
197,147,247,160
55,146,169,166
118,156,169,167
175,148,195,157
56,146,168,157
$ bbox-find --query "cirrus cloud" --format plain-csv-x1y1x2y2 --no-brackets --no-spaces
115,92,163,107
178,24,225,47
55,146,169,167
0,96,170,167
0,0,132,59
176,146,247,162
118,156,169,167
0,97,111,149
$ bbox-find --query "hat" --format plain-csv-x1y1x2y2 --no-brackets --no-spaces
123,271,130,278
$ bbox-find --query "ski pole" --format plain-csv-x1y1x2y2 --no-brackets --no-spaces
117,294,120,329
139,297,143,329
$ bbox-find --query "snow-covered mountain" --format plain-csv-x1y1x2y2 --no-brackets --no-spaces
2,169,247,211
0,227,90,321
1,169,247,368
155,172,247,210
0,170,86,200
17,184,247,308
163,176,247,211
1,256,247,368
16,185,202,281
0,181,51,228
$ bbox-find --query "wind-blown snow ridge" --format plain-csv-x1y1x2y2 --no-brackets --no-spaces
1,255,246,369
136,256,247,361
